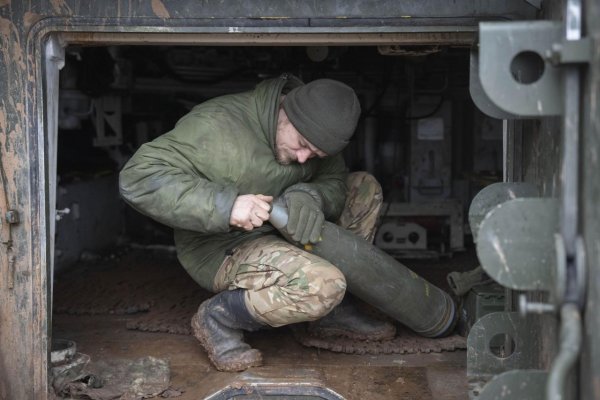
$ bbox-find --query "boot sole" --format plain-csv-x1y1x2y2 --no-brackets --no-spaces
191,304,263,372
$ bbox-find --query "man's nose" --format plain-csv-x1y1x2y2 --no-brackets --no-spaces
296,148,312,164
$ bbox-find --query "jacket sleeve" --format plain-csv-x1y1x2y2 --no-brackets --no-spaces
286,154,348,221
119,133,239,233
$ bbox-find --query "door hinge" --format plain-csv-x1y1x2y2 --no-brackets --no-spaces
2,210,19,289
5,209,20,225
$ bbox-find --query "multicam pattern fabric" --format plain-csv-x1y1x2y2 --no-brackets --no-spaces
337,171,383,243
213,172,382,327
214,236,346,327
120,75,348,290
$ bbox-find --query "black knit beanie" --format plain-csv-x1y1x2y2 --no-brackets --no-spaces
282,79,361,155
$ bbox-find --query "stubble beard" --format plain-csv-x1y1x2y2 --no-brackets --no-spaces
275,145,293,165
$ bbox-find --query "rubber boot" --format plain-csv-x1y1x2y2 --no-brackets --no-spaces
307,295,396,341
191,289,264,372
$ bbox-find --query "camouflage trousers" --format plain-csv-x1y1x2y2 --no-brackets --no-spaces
213,172,383,327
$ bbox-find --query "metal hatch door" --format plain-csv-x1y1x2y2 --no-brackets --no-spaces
466,0,599,399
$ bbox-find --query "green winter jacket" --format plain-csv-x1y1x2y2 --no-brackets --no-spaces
119,75,348,290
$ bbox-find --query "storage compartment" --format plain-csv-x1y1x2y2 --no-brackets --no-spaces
51,44,497,399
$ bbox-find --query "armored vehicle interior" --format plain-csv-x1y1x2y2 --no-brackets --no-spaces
51,44,511,399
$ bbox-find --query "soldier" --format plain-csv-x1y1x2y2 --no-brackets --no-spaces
119,74,395,372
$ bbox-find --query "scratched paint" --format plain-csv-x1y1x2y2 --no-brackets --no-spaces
151,0,170,19
0,4,31,397
0,16,24,245
0,2,594,399
0,17,25,156
49,0,72,15
0,103,6,137
23,12,42,30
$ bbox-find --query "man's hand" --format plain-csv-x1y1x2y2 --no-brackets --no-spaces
283,191,324,244
230,194,273,231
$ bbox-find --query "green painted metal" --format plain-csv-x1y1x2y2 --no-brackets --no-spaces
547,304,582,400
0,0,594,398
478,370,547,400
0,2,540,397
479,21,563,116
467,312,539,377
270,200,456,338
461,283,505,335
580,4,600,398
476,198,559,291
468,182,538,243
469,49,520,120
547,37,592,65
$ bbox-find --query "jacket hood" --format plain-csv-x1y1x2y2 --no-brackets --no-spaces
254,73,304,154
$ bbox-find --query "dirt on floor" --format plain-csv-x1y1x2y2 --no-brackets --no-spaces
53,312,468,399
52,247,472,399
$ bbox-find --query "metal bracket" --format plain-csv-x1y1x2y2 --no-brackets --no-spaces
471,3,589,399
467,311,542,397
476,198,559,292
477,20,592,117
479,370,548,400
546,37,592,65
469,49,522,120
468,182,538,243
479,21,563,116
468,312,540,376
517,233,587,318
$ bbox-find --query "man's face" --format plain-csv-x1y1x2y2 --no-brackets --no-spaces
275,108,327,165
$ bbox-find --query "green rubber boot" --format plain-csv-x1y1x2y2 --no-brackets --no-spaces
191,289,264,372
307,295,396,341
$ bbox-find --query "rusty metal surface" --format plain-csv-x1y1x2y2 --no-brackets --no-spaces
59,31,476,46
4,0,540,22
0,2,43,398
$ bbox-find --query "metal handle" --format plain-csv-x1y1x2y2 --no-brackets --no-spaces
546,303,582,400
268,198,289,229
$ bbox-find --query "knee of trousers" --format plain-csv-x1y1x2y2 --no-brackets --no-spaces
245,261,347,326
290,262,347,321
347,171,383,199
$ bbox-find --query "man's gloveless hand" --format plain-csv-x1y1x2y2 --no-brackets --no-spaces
229,194,273,231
